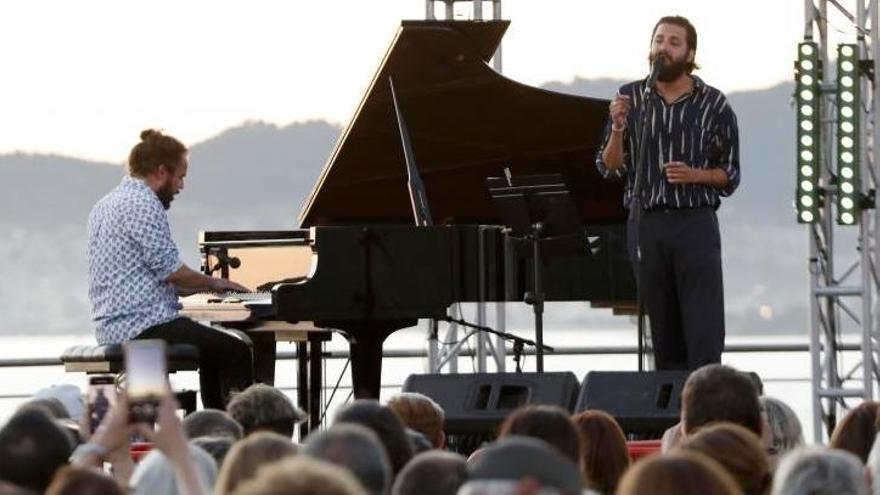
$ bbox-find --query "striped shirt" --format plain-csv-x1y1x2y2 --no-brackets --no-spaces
595,76,740,210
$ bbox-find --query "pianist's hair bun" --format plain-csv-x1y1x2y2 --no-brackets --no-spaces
140,129,163,142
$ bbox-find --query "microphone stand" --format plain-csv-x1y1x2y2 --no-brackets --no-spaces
630,62,662,372
441,316,553,373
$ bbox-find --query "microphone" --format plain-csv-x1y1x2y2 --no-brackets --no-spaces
217,252,241,269
646,56,666,90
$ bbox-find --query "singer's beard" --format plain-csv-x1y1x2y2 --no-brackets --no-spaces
649,53,689,82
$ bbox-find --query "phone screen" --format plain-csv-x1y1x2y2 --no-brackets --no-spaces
124,340,167,422
87,375,117,435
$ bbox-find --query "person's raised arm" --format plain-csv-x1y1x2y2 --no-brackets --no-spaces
600,94,631,171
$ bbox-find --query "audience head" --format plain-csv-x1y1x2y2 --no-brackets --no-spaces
303,424,391,495
33,384,84,423
215,431,298,495
18,398,69,420
386,392,446,449
771,447,868,495
391,451,466,495
191,436,235,469
0,481,33,495
183,408,244,440
496,405,581,464
230,457,368,495
760,396,804,470
45,466,125,495
829,401,879,464
680,422,771,495
333,399,414,477
616,450,743,495
572,409,630,494
0,408,73,492
130,443,217,495
460,436,582,495
682,364,762,436
226,384,306,439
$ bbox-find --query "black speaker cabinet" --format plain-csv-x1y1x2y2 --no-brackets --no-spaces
576,370,689,438
402,372,579,453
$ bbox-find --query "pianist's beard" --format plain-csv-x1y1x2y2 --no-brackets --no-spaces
649,52,689,83
157,180,175,210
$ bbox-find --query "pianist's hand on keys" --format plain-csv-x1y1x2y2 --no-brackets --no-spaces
210,277,250,294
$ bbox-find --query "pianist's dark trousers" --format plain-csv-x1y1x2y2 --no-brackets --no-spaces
627,207,725,370
135,317,255,409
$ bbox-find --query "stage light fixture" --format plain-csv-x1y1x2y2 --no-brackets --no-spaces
796,41,821,224
836,43,860,225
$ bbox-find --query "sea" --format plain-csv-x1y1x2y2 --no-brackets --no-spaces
0,326,833,443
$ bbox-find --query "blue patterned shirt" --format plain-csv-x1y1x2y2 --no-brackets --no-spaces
87,175,183,344
595,76,740,209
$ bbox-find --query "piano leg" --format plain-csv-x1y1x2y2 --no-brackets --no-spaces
250,332,277,385
349,334,385,400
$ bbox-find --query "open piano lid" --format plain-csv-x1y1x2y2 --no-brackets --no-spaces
298,20,626,227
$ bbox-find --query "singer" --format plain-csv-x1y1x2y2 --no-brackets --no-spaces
595,16,740,370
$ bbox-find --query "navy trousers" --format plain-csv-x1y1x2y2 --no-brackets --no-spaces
627,207,725,370
136,317,255,409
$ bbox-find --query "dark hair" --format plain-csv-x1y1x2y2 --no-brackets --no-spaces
497,405,582,464
616,451,742,495
391,451,466,495
682,364,762,436
573,410,630,494
0,409,73,492
680,423,771,495
45,466,125,495
652,15,699,73
829,401,880,463
183,408,244,440
128,129,187,177
191,436,235,469
304,424,392,495
333,400,414,478
226,384,306,439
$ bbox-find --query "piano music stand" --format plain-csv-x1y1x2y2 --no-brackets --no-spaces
487,173,581,372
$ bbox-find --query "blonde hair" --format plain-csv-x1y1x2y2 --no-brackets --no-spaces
229,457,368,495
386,393,445,448
214,431,297,495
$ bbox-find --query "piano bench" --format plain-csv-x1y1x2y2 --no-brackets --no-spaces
60,343,200,414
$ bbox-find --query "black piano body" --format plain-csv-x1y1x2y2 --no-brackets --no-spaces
189,20,636,398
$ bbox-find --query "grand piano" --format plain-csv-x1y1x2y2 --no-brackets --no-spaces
185,20,636,400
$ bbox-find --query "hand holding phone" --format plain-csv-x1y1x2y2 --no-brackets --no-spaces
124,339,168,423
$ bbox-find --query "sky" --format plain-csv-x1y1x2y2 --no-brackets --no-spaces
0,1,830,163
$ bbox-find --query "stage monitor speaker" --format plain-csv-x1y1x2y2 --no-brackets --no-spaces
576,370,689,439
402,372,579,453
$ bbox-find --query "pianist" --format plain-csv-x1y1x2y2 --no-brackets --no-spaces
596,16,740,370
87,129,254,408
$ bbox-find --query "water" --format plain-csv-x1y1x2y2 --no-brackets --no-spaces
0,328,827,442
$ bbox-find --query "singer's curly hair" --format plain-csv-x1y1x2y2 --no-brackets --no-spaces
652,15,699,73
128,129,187,177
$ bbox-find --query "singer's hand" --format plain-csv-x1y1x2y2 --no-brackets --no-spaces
609,94,631,130
664,161,702,184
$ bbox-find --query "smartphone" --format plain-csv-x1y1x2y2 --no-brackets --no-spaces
87,375,117,435
124,339,167,423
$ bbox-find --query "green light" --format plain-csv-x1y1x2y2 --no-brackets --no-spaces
841,45,854,57
842,107,854,118
841,76,854,87
801,181,814,192
841,182,854,194
842,122,854,133
801,60,814,71
800,89,814,101
801,195,814,207
842,60,855,72
841,91,854,103
841,152,854,163
801,165,813,176
841,136,853,148
841,167,854,179
801,44,814,56
842,212,855,224
801,211,815,222
801,150,814,161
842,197,854,209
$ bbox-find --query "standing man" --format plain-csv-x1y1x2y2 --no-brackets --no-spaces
88,129,254,408
595,16,740,370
